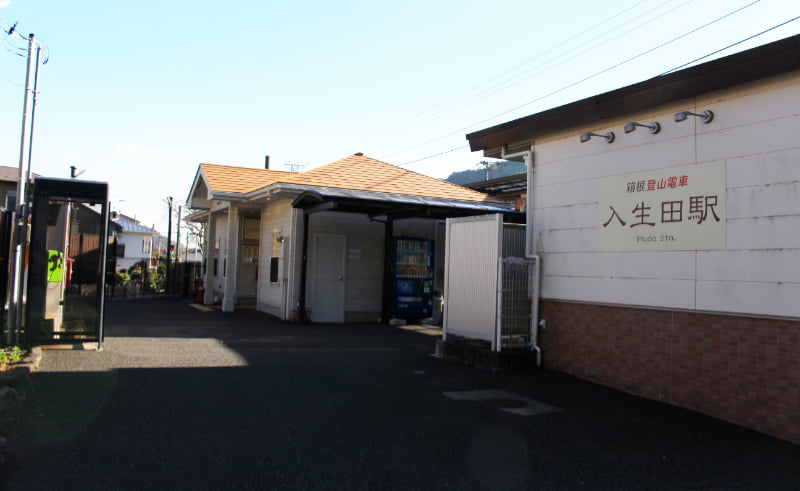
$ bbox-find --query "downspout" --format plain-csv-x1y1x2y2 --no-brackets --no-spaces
495,257,503,352
380,217,394,324
283,207,300,321
297,210,310,322
502,145,541,366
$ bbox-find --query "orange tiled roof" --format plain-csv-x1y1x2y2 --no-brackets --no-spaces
281,154,505,204
200,163,293,194
200,155,507,204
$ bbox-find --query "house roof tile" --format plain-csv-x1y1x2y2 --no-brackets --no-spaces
0,165,39,183
280,154,503,203
200,163,293,194
113,217,158,234
199,154,506,205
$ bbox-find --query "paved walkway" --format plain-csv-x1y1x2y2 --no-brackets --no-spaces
3,297,799,489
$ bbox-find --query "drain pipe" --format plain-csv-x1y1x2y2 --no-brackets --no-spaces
495,257,503,352
529,253,542,366
501,145,542,366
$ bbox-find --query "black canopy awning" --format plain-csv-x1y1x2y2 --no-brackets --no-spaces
291,187,523,222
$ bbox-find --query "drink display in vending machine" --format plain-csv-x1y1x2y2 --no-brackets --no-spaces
392,237,434,319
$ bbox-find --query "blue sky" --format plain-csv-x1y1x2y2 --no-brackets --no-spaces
1,0,799,237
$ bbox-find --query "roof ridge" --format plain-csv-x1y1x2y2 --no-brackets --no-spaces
195,155,510,206
272,153,508,204
200,162,295,174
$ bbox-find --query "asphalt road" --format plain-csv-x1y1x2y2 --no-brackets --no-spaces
2,297,799,490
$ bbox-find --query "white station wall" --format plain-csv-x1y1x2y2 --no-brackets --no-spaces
306,211,385,322
209,211,229,298
530,72,800,318
258,198,294,318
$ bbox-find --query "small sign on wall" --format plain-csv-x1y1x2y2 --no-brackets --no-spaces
598,161,726,251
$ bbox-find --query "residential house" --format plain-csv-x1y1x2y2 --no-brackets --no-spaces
466,34,800,443
0,164,38,210
464,173,527,211
186,153,516,321
112,213,159,271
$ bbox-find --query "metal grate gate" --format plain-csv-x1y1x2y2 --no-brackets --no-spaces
496,257,532,350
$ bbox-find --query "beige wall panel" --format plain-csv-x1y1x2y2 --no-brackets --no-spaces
533,108,695,165
533,227,597,253
257,199,294,312
533,180,598,209
726,215,800,250
696,280,800,318
726,147,800,188
544,138,696,184
697,250,800,283
542,275,696,310
519,73,800,318
531,202,599,231
307,212,385,315
696,77,800,128
542,251,695,280
343,234,384,313
210,213,229,295
697,115,800,163
727,181,800,219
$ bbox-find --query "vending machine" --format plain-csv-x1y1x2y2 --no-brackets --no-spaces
392,237,434,319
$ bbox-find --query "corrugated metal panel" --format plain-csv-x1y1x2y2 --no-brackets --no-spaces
444,214,501,344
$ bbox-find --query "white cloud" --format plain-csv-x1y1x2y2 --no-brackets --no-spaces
0,1,10,9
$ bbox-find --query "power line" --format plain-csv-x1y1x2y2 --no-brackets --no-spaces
397,0,767,167
660,14,800,75
1,76,24,88
393,0,695,134
1,17,50,63
359,0,657,144
397,145,467,167
477,0,763,122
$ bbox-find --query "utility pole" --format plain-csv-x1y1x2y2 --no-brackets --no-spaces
175,205,182,293
477,161,496,181
165,197,173,294
7,33,41,346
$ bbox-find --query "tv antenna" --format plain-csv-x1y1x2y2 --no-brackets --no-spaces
287,161,305,173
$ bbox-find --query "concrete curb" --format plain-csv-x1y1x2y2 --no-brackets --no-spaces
10,346,42,373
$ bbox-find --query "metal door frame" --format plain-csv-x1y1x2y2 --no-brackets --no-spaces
26,178,108,347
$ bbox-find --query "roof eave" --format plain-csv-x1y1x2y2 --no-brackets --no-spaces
184,209,209,223
187,166,212,209
209,191,247,202
245,182,305,201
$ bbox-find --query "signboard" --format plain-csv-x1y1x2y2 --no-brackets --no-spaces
598,161,726,251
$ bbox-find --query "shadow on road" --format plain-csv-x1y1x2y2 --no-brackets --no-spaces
2,297,799,489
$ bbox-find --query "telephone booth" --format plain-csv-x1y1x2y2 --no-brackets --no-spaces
25,178,109,348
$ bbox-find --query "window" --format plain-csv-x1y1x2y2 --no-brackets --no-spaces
4,191,16,210
270,230,282,283
142,236,152,254
269,257,279,283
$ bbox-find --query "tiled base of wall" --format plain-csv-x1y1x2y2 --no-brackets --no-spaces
539,300,800,444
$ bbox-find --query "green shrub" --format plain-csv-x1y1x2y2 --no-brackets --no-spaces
0,346,23,365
